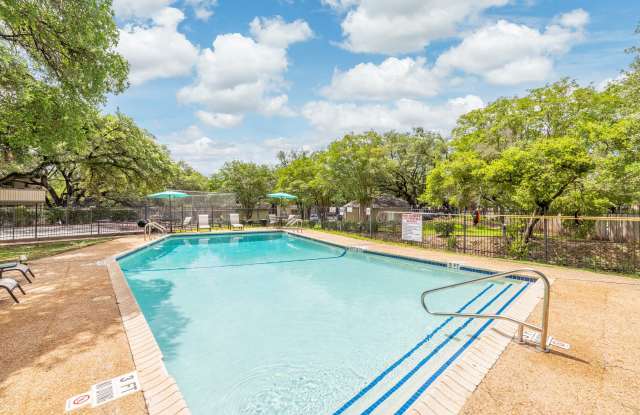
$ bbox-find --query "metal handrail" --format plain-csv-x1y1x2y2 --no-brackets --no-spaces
421,268,551,352
144,221,167,240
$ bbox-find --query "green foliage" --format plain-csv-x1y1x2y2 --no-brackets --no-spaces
324,132,387,209
446,235,457,251
275,152,337,216
379,129,447,207
423,76,640,215
211,161,274,215
433,221,455,237
0,0,128,104
170,161,210,191
507,238,530,259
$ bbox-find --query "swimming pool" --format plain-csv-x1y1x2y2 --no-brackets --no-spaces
118,232,528,414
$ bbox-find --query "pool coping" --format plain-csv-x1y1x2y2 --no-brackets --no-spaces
105,230,548,415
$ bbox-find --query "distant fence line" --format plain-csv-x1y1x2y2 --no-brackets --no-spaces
0,205,275,242
1,205,638,274
319,211,640,274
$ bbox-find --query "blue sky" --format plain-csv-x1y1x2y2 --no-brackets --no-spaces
106,0,638,174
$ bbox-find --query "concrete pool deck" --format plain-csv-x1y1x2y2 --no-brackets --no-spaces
0,230,639,414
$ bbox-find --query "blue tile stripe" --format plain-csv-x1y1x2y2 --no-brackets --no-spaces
360,283,514,415
394,282,530,415
332,283,495,415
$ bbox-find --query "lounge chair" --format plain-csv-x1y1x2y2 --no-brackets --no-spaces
0,262,35,283
229,213,244,231
182,216,193,231
0,278,25,303
198,214,210,231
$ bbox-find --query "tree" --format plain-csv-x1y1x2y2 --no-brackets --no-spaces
379,129,447,207
0,0,128,104
0,0,129,189
1,113,175,206
169,161,210,191
325,132,387,218
211,161,274,218
275,152,337,218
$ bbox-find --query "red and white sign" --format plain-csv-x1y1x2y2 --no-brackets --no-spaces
65,371,140,412
402,213,423,242
65,392,91,412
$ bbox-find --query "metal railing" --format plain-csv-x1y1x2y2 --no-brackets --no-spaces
421,268,551,352
144,222,167,240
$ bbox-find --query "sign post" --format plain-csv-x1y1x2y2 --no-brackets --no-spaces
366,207,372,237
401,213,423,243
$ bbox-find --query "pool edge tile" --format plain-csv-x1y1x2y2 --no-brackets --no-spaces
107,256,190,415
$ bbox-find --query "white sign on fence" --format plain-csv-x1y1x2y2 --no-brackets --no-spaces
402,213,423,242
346,206,353,213
366,207,371,216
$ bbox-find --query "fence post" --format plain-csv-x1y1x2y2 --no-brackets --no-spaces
463,209,467,253
34,204,38,240
89,207,93,235
543,216,549,262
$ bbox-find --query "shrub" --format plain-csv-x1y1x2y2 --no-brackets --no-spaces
447,235,457,251
433,221,455,237
508,238,530,259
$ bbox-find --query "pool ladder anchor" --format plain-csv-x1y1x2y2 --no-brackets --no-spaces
421,268,568,353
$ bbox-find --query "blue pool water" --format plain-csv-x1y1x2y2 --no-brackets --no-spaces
118,232,522,414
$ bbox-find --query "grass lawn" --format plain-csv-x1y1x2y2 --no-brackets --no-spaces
0,238,114,262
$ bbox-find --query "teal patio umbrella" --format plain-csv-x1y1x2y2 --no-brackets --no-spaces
267,192,298,219
147,191,190,232
267,192,298,200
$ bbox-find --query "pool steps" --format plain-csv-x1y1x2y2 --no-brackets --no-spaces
333,282,528,415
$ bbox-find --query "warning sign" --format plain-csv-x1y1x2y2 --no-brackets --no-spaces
91,371,140,407
65,371,140,412
402,213,423,242
65,392,91,412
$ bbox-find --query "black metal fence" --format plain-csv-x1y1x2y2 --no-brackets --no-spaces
0,205,276,242
0,206,147,241
317,212,640,274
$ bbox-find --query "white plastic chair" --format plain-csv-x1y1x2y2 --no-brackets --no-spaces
229,213,244,231
198,214,210,231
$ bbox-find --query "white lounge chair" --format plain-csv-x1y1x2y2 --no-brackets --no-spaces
181,216,193,231
198,214,210,231
0,278,25,303
229,213,244,231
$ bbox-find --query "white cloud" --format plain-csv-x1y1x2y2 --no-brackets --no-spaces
162,126,304,173
117,8,199,85
435,10,589,85
557,8,589,28
178,17,311,122
321,57,440,101
196,111,244,128
326,0,509,54
185,0,218,21
113,0,172,20
113,0,218,21
249,16,314,48
302,95,484,137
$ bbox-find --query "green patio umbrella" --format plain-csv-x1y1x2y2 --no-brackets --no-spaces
267,192,298,219
267,192,298,200
147,191,190,232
